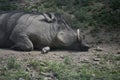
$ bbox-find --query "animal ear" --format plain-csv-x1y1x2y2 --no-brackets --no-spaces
57,31,76,46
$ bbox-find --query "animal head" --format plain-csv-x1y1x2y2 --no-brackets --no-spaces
75,29,90,51
56,29,90,51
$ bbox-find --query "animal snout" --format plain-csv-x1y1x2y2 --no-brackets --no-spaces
80,43,90,51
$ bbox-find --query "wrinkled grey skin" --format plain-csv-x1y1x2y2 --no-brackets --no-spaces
0,11,89,52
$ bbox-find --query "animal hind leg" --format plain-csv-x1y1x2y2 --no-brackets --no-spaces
10,33,33,51
0,30,6,47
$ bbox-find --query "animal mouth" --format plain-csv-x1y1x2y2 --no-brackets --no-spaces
80,44,90,51
80,45,90,51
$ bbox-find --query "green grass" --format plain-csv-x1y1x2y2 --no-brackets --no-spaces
0,0,119,30
0,53,120,80
0,57,30,80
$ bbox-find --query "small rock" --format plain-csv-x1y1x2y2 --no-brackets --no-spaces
60,55,64,59
81,58,90,63
3,65,8,70
94,46,103,51
26,67,30,72
84,58,89,61
40,62,46,66
44,77,52,80
92,61,100,65
19,78,25,80
93,58,101,61
92,74,96,77
41,72,53,77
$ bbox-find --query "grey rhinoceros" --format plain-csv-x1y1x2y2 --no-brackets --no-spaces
0,11,89,53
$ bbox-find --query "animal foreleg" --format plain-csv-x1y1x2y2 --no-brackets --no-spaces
41,46,50,54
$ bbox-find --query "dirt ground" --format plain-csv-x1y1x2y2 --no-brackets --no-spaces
0,43,119,64
0,30,120,64
0,29,120,63
0,30,120,80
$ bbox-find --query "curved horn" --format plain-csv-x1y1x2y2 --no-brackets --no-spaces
77,29,81,41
